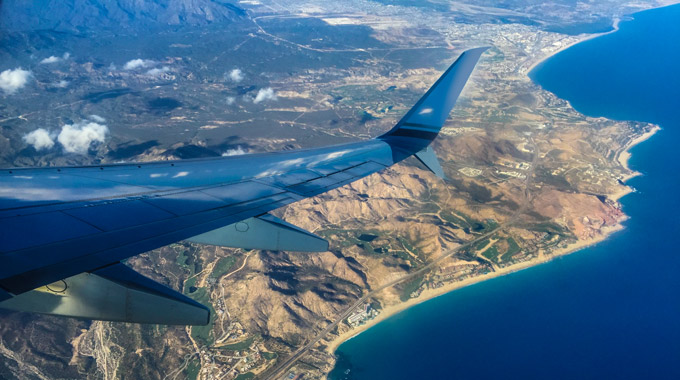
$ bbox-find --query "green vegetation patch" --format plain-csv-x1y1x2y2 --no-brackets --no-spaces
358,234,378,242
481,245,500,262
262,351,278,360
188,287,216,346
441,211,470,228
394,236,423,264
177,243,203,276
473,238,491,252
528,222,567,235
220,336,256,351
183,276,197,294
176,247,190,268
500,238,522,262
399,275,424,302
447,211,496,234
212,256,237,278
483,219,500,230
186,358,200,380
399,237,417,254
318,228,382,249
419,202,440,214
456,211,479,227
487,109,517,123
235,373,255,380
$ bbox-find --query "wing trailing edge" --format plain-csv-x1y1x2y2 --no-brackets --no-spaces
0,263,210,325
0,47,489,325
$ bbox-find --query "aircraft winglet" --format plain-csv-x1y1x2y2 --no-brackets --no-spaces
380,47,488,142
379,47,488,175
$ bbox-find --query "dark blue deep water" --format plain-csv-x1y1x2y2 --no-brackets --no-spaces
329,5,680,379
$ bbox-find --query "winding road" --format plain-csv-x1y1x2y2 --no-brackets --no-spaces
262,139,539,379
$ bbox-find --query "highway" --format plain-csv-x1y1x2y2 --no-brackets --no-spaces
262,139,539,379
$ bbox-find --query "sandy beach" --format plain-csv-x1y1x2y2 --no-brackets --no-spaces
526,18,621,74
325,16,662,356
617,125,662,181
326,118,658,357
325,224,624,354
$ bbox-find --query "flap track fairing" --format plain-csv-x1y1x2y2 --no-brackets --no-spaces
186,213,329,252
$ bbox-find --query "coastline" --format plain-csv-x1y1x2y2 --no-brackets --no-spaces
325,14,663,358
526,17,621,74
607,125,661,201
325,225,624,355
617,125,661,183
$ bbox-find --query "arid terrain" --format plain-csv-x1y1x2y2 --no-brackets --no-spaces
0,0,673,379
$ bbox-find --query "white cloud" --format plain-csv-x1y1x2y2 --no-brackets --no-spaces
253,87,277,104
0,68,32,94
55,80,69,88
24,119,110,155
40,56,61,64
40,53,70,64
227,68,244,82
146,66,170,77
222,146,248,156
226,96,236,105
89,114,106,123
23,129,55,150
123,59,156,70
57,121,109,154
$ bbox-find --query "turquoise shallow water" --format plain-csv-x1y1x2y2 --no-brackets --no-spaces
329,4,680,379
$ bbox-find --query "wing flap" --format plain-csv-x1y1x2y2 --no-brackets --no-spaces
0,192,292,293
257,170,322,187
0,49,488,325
286,161,386,195
0,263,210,325
200,181,284,203
187,213,329,252
143,190,229,216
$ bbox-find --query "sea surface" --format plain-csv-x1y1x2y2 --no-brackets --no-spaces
329,4,680,379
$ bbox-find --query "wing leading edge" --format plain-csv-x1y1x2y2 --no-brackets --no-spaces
0,47,488,324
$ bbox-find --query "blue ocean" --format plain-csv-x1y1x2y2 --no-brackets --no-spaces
329,4,680,379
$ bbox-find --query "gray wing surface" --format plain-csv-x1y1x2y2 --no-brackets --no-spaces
0,47,487,324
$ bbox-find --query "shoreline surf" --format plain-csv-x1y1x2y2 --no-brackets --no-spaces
325,10,664,361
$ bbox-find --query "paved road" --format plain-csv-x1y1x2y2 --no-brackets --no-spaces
263,139,539,379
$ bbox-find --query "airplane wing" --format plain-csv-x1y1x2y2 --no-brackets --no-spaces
0,47,488,325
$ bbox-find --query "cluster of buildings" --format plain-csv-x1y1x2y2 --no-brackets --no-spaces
459,167,483,177
202,340,271,380
496,158,532,179
347,303,379,327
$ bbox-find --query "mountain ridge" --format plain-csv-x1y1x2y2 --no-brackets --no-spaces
0,0,247,33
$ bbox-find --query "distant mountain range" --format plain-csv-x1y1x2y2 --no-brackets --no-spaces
0,0,247,33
